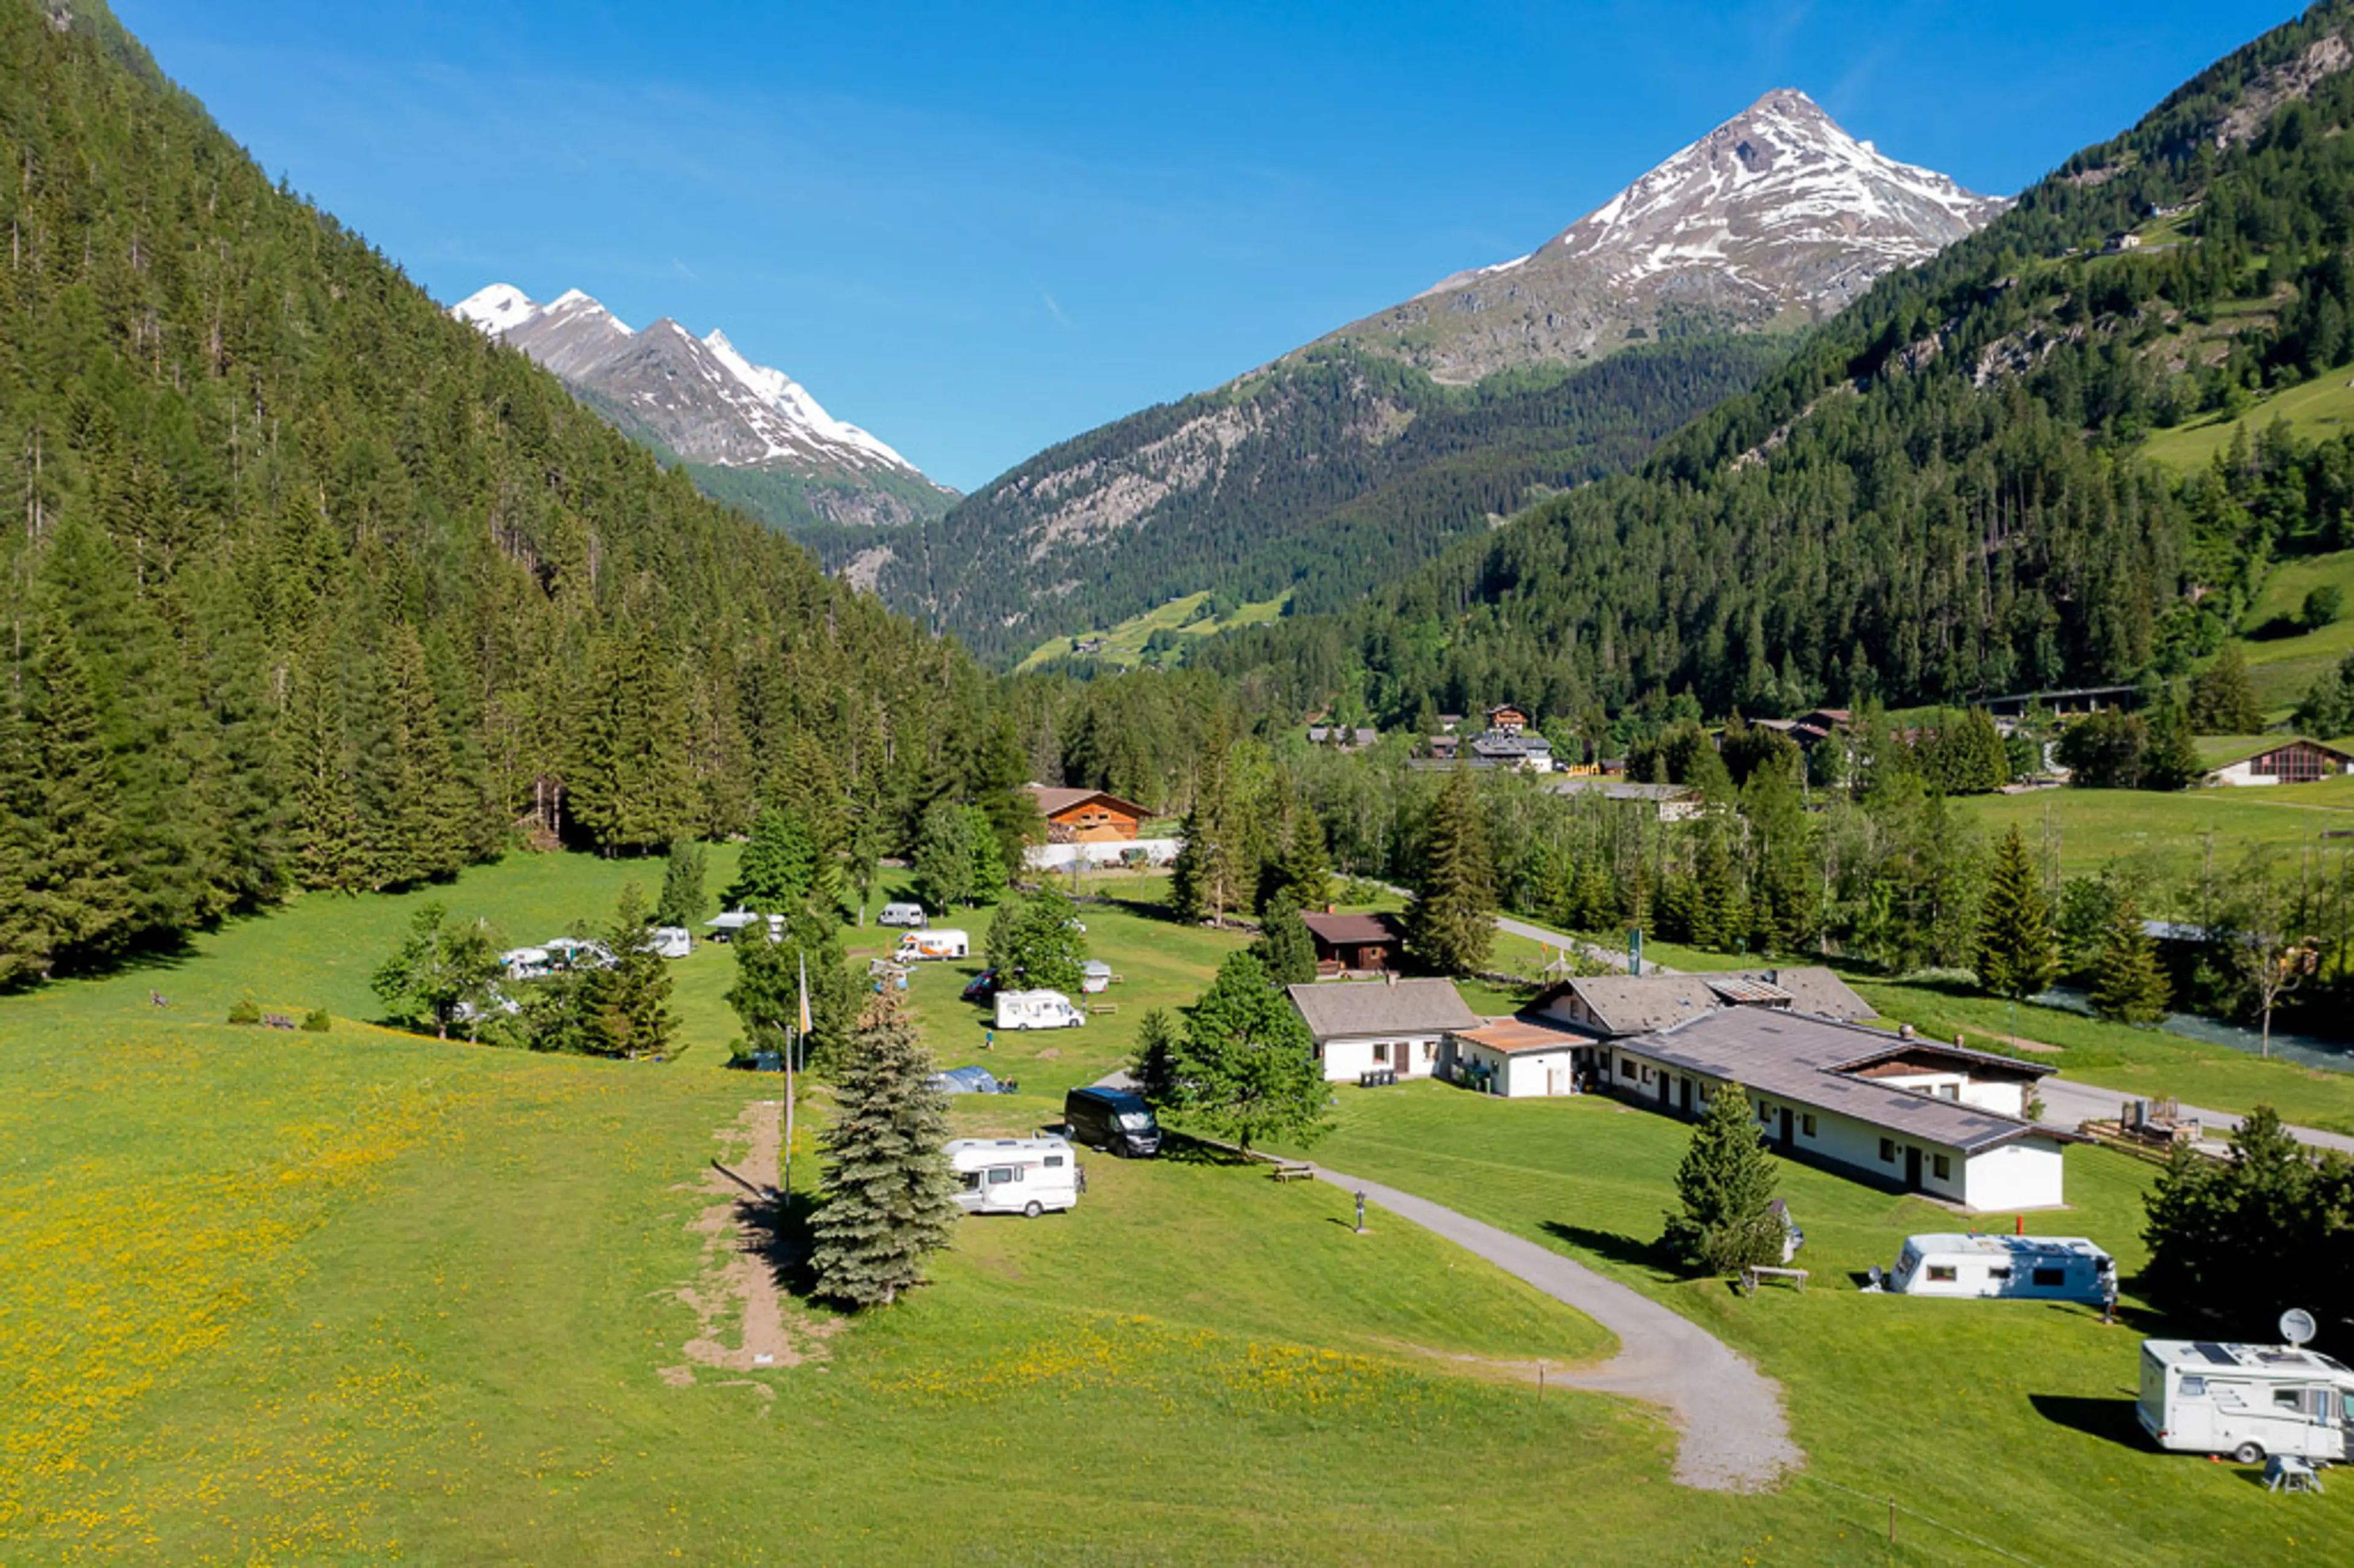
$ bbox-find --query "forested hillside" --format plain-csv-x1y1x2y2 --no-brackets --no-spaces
0,0,989,983
1198,1,2354,728
886,335,1786,661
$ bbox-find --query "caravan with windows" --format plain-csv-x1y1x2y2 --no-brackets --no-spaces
1886,1234,2115,1303
945,1137,1079,1217
2139,1339,2354,1464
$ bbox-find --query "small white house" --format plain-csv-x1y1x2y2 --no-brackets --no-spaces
2200,736,2353,787
1287,978,1482,1083
1446,1016,1595,1097
1887,1233,2116,1303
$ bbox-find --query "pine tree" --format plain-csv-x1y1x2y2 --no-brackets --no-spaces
725,911,856,1071
2141,702,2204,792
964,804,1010,905
911,799,978,911
281,630,367,893
2089,899,2170,1025
1975,825,2057,1000
364,624,467,889
1170,952,1329,1153
1659,1081,1783,1275
972,711,1043,879
25,615,132,973
726,807,818,913
582,882,679,1059
1277,804,1333,910
1129,1007,1183,1106
1404,766,1496,975
655,840,709,929
0,693,48,987
2187,645,2264,734
1249,893,1319,986
569,626,696,856
810,991,962,1307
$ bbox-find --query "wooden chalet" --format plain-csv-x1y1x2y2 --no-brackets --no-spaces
1026,784,1148,843
1300,910,1406,978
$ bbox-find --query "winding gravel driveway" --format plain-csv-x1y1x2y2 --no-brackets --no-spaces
1310,1165,1800,1491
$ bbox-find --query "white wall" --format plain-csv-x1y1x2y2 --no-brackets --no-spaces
2207,759,2274,788
1962,1140,2066,1210
1319,1032,1444,1083
1453,1042,1580,1097
1024,837,1183,870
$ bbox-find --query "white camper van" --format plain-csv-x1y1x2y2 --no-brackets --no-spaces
945,1136,1080,1217
1887,1234,2116,1304
878,902,928,929
2139,1339,2354,1464
645,926,692,959
995,989,1084,1030
897,927,970,961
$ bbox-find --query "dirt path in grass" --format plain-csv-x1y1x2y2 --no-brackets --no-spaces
1309,1166,1798,1493
660,1099,836,1386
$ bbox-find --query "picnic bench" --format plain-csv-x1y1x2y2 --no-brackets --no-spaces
1270,1162,1316,1182
2265,1454,2323,1493
1740,1265,1809,1296
1088,1001,1120,1016
263,1013,297,1031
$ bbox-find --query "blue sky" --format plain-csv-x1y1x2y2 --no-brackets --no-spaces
116,1,2298,492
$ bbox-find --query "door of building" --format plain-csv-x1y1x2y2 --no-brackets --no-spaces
1778,1107,1794,1147
1679,1077,1694,1116
1905,1146,1923,1190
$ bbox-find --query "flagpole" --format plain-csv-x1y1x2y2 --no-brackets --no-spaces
784,951,810,1216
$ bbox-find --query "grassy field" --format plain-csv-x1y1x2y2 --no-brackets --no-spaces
2140,376,2354,472
2234,548,2354,715
1952,783,2354,884
1273,1085,2354,1565
12,849,2352,1561
1013,589,1289,674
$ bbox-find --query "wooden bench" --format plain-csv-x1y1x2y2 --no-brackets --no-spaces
1088,1002,1120,1016
1740,1265,1808,1296
1270,1162,1316,1182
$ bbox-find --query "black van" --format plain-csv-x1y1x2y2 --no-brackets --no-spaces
1064,1086,1162,1158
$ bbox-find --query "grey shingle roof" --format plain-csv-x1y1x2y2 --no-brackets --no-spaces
1536,975,1724,1035
1726,967,1875,1022
1625,1009,2055,1154
1286,978,1480,1041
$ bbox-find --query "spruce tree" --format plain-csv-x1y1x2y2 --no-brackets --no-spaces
1249,893,1319,986
0,694,47,987
281,631,367,894
964,804,1010,905
2188,645,2264,735
655,840,709,929
1975,825,2057,999
726,807,818,913
1170,951,1329,1153
2089,899,2170,1025
1277,804,1333,910
25,615,132,973
1404,766,1496,975
1129,1007,1183,1106
911,799,978,911
570,626,696,855
1659,1082,1783,1275
811,991,962,1308
2141,702,2204,792
582,882,679,1060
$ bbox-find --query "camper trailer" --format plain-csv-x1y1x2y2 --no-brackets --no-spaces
945,1136,1080,1217
995,989,1084,1030
878,902,928,928
500,946,552,981
1079,961,1113,995
1887,1234,2116,1303
705,910,786,944
897,928,970,961
645,926,692,959
2139,1340,2354,1464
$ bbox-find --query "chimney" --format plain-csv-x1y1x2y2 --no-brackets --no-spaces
1898,1024,1915,1041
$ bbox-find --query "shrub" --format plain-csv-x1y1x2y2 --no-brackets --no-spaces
227,996,261,1025
300,1008,332,1032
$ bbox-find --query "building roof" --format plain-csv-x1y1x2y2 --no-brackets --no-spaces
1455,1016,1591,1055
1306,725,1379,747
1726,967,1876,1022
1535,975,1726,1035
1300,910,1405,946
1625,1010,2059,1154
1286,978,1482,1041
1547,777,1699,804
2195,734,2354,771
1026,784,1149,820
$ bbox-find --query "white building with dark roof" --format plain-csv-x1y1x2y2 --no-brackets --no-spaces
1287,977,1482,1083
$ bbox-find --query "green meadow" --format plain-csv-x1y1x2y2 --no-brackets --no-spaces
1013,589,1290,674
1952,782,2354,884
6,850,2348,1563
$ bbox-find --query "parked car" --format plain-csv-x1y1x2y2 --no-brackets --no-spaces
962,969,1002,1003
1064,1086,1160,1157
879,901,928,929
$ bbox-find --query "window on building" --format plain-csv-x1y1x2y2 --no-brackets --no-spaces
1933,1154,1952,1181
1927,1265,1957,1282
1423,1040,1437,1062
1879,1138,1897,1163
1374,1042,1390,1064
1938,1084,1960,1101
1801,1114,1817,1138
1641,1066,1653,1084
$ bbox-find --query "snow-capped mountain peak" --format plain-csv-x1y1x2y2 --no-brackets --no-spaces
448,284,942,490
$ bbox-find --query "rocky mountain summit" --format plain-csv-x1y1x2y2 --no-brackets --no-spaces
1319,89,2009,383
452,285,954,530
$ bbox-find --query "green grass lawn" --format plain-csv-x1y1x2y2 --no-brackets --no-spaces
1013,588,1290,674
1952,785,2354,884
2140,375,2354,472
1270,1083,2353,1565
2231,547,2354,714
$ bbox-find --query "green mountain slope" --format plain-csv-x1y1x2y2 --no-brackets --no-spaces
1195,1,2354,729
886,335,1788,661
0,0,983,981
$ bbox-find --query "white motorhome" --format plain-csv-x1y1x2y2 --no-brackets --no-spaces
500,946,552,980
995,989,1084,1030
898,927,970,961
878,902,928,929
1079,961,1113,995
705,910,785,943
1887,1234,2116,1304
2139,1339,2354,1464
945,1137,1080,1217
645,926,692,959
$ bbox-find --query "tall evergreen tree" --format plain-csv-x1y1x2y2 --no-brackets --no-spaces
1170,951,1329,1153
1659,1082,1784,1275
655,840,710,929
1404,766,1496,975
2089,898,2171,1025
581,882,678,1059
569,626,697,856
1276,803,1334,911
1975,825,2058,1000
2187,645,2265,735
726,807,818,913
911,799,978,911
1249,893,1319,986
24,615,131,973
811,991,962,1307
281,630,367,894
361,623,467,890
0,693,47,987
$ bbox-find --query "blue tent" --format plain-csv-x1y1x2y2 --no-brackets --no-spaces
931,1065,1002,1095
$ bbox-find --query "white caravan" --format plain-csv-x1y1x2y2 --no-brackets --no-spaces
644,926,692,959
945,1137,1080,1217
1887,1234,2116,1304
897,927,970,961
706,910,786,943
878,902,928,928
500,946,552,980
994,989,1084,1030
1079,961,1113,995
2138,1339,2354,1464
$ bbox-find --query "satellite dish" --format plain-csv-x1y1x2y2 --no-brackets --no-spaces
2280,1307,2317,1347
